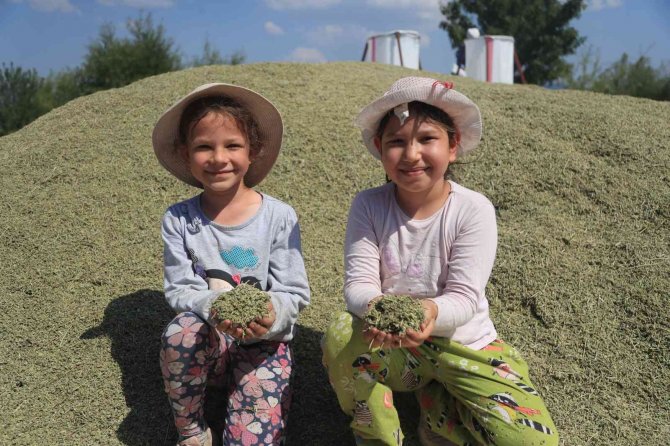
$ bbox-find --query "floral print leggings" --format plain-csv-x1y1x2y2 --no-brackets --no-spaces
160,312,293,446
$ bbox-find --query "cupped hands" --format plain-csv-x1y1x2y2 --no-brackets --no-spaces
363,299,437,350
216,301,276,340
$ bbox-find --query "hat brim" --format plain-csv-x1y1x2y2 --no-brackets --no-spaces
152,83,283,188
354,83,481,159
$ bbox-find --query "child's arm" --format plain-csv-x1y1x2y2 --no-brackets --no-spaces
343,193,383,318
431,199,497,332
260,208,310,341
162,209,221,321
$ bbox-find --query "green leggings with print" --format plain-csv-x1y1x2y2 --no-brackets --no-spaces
321,312,558,446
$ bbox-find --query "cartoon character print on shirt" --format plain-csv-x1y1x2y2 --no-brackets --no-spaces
221,246,260,271
205,269,262,292
207,245,261,291
379,238,442,296
187,248,261,292
187,248,207,281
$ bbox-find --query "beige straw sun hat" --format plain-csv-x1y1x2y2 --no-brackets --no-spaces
354,76,482,159
152,83,283,188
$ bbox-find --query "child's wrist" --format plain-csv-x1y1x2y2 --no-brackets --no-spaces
424,299,439,320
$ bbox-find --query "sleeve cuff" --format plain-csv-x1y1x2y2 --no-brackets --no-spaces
191,291,222,323
260,294,285,340
430,297,452,332
346,295,376,319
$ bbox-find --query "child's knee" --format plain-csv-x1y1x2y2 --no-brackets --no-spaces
321,311,356,366
474,416,558,446
161,311,210,347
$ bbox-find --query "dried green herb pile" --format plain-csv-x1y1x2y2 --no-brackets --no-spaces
210,283,270,328
364,295,425,335
1,62,669,446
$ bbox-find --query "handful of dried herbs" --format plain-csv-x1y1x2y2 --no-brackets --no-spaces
364,295,425,335
210,283,270,329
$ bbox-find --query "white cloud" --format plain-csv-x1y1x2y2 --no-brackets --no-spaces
366,0,441,20
366,0,437,6
588,0,623,11
266,0,341,10
289,47,327,63
10,0,78,13
97,0,175,7
307,24,373,46
420,32,431,47
264,21,285,35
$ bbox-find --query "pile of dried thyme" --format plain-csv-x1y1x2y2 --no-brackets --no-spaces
210,283,270,329
364,295,425,335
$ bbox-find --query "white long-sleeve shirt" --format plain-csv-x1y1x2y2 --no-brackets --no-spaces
344,181,497,350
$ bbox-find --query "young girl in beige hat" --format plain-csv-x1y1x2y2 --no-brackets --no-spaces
322,77,558,445
153,84,310,446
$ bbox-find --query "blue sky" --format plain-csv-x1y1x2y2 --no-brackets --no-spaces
1,0,668,77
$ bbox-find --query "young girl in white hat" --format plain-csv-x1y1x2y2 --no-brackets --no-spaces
322,77,558,446
153,84,310,446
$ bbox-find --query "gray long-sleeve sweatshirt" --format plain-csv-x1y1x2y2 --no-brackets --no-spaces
161,193,310,343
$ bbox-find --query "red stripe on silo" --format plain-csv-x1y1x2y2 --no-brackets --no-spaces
485,36,493,82
371,37,376,62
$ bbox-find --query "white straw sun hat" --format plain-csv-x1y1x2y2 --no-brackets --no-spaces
152,83,283,188
354,76,482,159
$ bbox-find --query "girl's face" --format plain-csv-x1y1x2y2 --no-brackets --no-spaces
375,115,457,196
182,112,253,196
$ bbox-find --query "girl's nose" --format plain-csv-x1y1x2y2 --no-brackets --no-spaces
211,147,229,164
403,141,421,161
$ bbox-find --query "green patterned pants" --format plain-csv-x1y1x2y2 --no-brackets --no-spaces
321,312,558,446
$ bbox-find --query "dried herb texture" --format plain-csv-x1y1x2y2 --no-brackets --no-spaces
2,61,669,446
364,295,425,335
210,283,270,329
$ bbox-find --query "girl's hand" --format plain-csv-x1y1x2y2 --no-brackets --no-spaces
216,302,276,340
363,299,438,350
363,325,402,350
403,299,438,347
245,301,276,338
363,296,399,349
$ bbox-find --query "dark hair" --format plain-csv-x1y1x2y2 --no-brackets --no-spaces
177,96,262,158
376,101,460,180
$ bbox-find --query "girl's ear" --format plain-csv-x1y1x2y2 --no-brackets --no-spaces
448,131,461,162
373,136,382,156
248,146,260,164
179,144,189,163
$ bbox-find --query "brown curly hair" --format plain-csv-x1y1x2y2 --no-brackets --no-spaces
177,96,263,159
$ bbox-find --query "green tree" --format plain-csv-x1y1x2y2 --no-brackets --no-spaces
440,0,586,85
566,48,670,101
2,13,251,136
79,12,181,93
38,68,85,111
566,45,603,90
0,63,48,136
191,39,246,67
592,54,670,101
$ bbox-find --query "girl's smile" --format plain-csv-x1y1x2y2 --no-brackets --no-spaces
399,166,430,176
182,112,253,195
375,116,457,194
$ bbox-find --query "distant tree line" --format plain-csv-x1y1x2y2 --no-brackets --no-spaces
3,7,668,137
566,46,670,101
0,13,244,136
440,0,669,100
